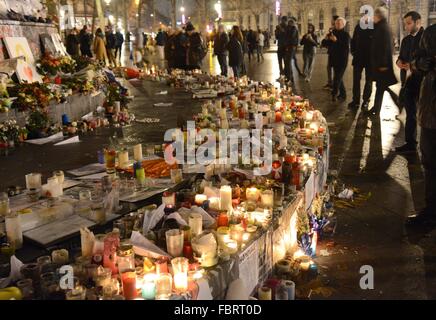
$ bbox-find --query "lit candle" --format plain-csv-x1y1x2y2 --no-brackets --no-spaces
189,213,203,238
225,240,238,254
141,273,157,300
220,186,232,211
209,197,221,210
133,144,143,162
246,187,260,203
300,255,311,271
194,194,208,206
260,190,274,209
121,271,137,300
162,192,176,206
155,273,172,300
217,227,230,247
171,257,189,293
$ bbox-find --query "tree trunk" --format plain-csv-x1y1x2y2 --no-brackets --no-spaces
171,0,176,28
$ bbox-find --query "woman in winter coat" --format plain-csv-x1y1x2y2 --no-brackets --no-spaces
93,28,108,65
227,26,244,78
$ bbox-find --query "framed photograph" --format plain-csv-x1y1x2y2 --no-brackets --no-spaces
40,33,57,55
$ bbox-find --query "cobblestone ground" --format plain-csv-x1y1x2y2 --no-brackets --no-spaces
1,46,435,299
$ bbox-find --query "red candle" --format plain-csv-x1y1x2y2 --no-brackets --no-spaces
183,242,193,260
121,271,137,300
318,126,325,134
155,258,169,274
217,213,229,228
275,111,282,122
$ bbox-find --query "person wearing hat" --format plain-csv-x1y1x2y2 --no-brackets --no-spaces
185,22,207,70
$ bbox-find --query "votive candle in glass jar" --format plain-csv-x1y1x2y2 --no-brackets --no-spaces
141,273,157,300
260,190,274,209
188,213,203,238
171,257,189,294
25,173,42,190
155,273,172,300
246,187,260,203
162,192,176,207
121,270,137,300
165,229,184,257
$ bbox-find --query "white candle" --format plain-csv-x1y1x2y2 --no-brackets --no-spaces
6,213,23,249
118,150,129,168
133,144,143,162
225,240,238,254
165,229,184,257
173,273,188,293
209,197,221,210
25,173,42,190
194,194,207,206
220,186,232,211
246,187,260,203
189,213,203,237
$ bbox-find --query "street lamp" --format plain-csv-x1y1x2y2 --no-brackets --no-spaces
214,1,222,19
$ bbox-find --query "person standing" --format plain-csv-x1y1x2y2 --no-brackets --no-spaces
300,23,318,82
93,28,108,65
366,7,397,117
114,29,124,66
66,28,80,56
407,24,436,225
164,27,176,70
155,28,167,60
105,26,116,67
214,25,230,76
349,17,374,110
289,18,303,77
257,29,265,62
323,17,350,102
246,28,257,63
275,16,289,79
227,25,244,78
185,22,207,70
284,18,299,84
79,25,92,57
395,11,424,153
321,15,339,89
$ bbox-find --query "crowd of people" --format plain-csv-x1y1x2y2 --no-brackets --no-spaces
65,24,124,67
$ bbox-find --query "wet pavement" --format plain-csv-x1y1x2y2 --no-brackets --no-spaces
2,47,435,299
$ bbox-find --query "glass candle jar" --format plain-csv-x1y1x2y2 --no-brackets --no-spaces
0,192,10,217
117,244,135,273
165,229,184,257
16,278,34,300
53,170,65,185
155,273,172,300
171,257,189,293
188,213,203,238
261,190,274,209
25,173,42,190
155,258,169,275
5,212,23,250
121,270,137,300
141,273,157,300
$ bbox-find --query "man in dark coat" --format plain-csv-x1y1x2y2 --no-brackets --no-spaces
66,28,80,56
284,18,300,84
79,25,93,57
185,22,206,70
114,29,124,64
105,26,117,67
275,16,289,77
246,28,257,63
395,11,424,153
323,17,351,101
407,24,436,225
349,17,374,109
321,15,339,89
214,25,230,76
366,7,397,117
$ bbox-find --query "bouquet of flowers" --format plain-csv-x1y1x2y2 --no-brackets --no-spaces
9,83,55,112
37,54,77,76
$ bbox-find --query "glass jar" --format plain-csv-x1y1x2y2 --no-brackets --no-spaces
117,243,135,273
171,257,189,293
121,270,137,300
16,278,34,300
5,212,23,250
155,273,172,300
0,192,10,217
